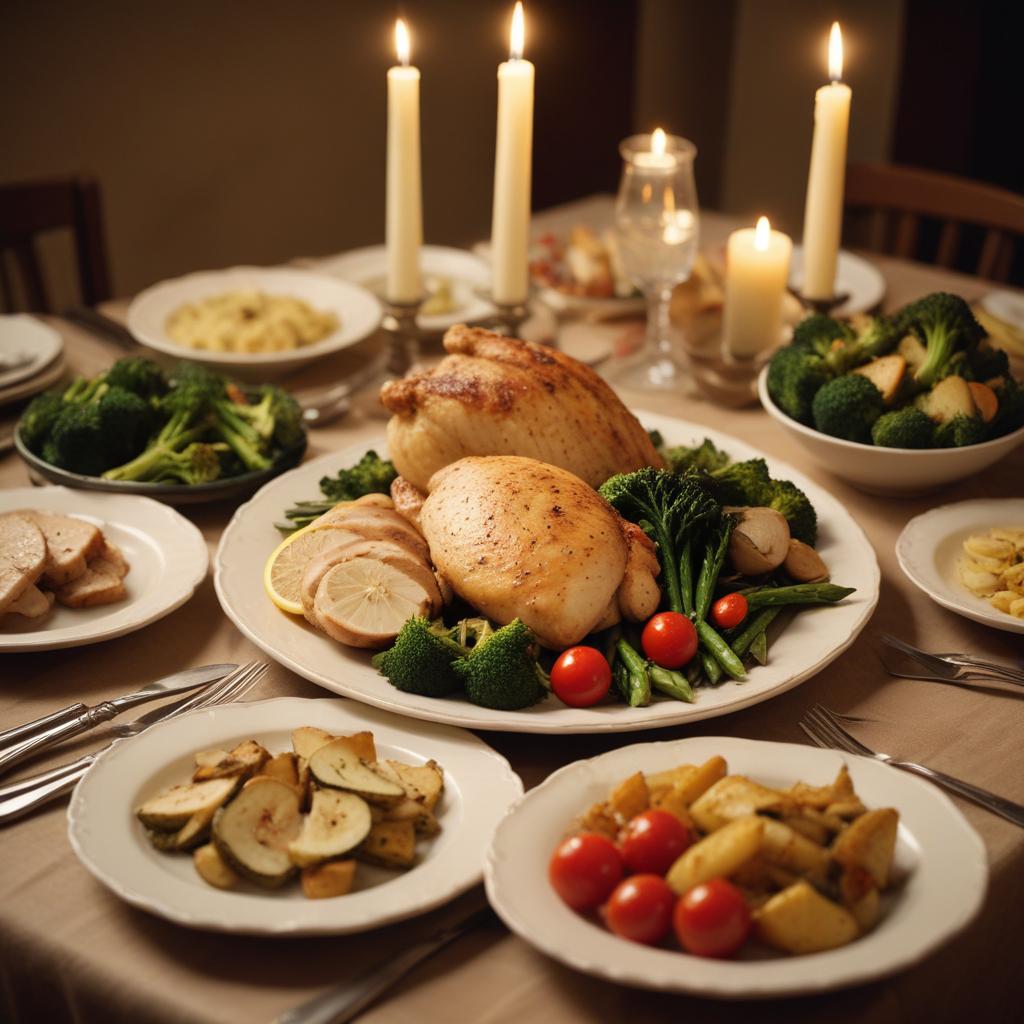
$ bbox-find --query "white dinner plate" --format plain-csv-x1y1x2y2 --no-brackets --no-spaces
127,266,381,377
0,487,208,652
485,736,987,999
0,315,63,390
315,245,494,334
68,697,522,935
788,247,886,317
896,498,1024,635
981,289,1024,333
214,412,880,734
0,353,68,408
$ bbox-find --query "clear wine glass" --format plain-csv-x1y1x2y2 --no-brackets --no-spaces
608,132,699,391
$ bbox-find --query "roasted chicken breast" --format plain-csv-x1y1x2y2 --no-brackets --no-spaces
380,325,664,490
419,456,660,648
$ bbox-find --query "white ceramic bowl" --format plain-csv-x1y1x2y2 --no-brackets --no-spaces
758,367,1024,496
128,266,381,378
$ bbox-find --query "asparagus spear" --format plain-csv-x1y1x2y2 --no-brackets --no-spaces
746,584,855,608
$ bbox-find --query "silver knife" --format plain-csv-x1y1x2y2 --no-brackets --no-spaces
0,663,236,776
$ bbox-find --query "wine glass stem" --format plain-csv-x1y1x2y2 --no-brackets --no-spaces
645,287,673,358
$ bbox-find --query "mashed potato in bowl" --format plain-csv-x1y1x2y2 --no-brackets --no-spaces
166,290,339,353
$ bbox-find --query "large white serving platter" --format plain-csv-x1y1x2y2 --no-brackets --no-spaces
0,487,207,652
896,498,1024,635
127,266,381,376
68,697,522,936
215,412,879,733
485,736,987,998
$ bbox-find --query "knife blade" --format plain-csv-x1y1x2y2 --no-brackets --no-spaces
0,663,236,776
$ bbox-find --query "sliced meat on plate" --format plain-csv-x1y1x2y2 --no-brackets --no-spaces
54,552,128,608
22,511,104,587
0,514,48,614
4,585,55,619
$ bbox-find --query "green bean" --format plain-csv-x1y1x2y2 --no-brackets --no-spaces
731,607,781,657
679,538,695,617
615,639,652,707
695,521,734,621
649,665,696,703
745,584,855,607
750,631,768,665
700,648,723,685
696,620,746,680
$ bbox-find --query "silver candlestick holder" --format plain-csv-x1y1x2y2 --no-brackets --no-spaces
789,287,850,316
484,293,531,339
351,296,424,420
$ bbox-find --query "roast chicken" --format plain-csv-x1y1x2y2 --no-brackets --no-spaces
380,325,664,491
418,456,661,649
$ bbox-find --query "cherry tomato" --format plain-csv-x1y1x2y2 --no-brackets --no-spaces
673,878,752,958
641,612,698,668
604,874,676,945
551,647,612,708
549,833,624,911
711,593,749,630
619,809,693,875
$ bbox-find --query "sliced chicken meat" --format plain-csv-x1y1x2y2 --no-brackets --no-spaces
22,511,104,587
419,456,661,648
381,325,665,490
0,514,47,614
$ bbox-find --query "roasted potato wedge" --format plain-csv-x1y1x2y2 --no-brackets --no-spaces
359,820,417,868
666,815,763,895
301,860,357,899
755,880,859,954
831,807,898,888
690,775,790,833
193,843,239,890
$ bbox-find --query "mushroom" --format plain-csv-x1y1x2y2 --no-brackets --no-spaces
784,539,830,583
726,507,791,576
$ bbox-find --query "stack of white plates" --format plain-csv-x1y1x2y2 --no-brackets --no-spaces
0,315,66,406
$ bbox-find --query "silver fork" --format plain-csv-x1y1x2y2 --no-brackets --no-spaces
800,703,1024,828
879,634,1024,686
0,661,267,825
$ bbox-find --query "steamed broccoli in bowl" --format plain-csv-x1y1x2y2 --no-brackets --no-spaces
765,292,1024,450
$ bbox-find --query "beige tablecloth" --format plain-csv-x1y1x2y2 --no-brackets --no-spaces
2,201,1023,1024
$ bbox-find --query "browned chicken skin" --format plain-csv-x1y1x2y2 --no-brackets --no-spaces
418,456,660,648
380,325,664,491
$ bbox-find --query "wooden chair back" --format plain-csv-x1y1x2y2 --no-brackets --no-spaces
0,177,112,312
844,162,1024,283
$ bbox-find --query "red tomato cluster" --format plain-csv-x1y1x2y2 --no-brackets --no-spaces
548,812,752,957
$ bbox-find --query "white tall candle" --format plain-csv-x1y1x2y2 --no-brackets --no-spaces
723,217,793,359
386,18,422,304
491,2,535,306
801,22,851,301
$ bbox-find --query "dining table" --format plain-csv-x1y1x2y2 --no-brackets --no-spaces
1,195,1022,1024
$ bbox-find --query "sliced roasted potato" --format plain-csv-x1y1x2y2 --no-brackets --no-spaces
689,775,789,833
831,807,898,888
262,752,300,789
788,765,856,810
194,843,239,890
291,726,338,762
760,819,831,887
288,789,372,868
839,865,881,932
666,815,763,895
918,375,977,423
575,801,619,840
608,771,649,822
359,820,417,868
968,381,998,423
372,799,442,836
301,860,357,899
853,354,906,403
898,334,927,373
308,739,405,807
340,731,377,762
137,777,240,832
377,759,444,811
212,778,303,887
649,785,696,832
193,739,269,781
647,756,727,806
755,880,859,954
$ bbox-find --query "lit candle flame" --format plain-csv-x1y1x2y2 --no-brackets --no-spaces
755,216,771,251
395,18,411,66
651,127,666,157
828,22,843,82
510,2,525,60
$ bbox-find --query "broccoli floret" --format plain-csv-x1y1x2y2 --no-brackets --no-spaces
600,468,720,615
103,401,213,482
871,407,935,449
961,343,1010,383
48,403,107,475
991,377,1024,438
143,442,225,484
663,438,731,475
896,293,985,389
766,345,834,424
320,450,398,502
372,617,468,698
766,480,817,546
706,458,773,507
791,314,855,355
812,375,886,443
844,316,901,367
97,386,159,465
19,391,65,454
933,414,988,448
103,357,168,398
453,618,548,710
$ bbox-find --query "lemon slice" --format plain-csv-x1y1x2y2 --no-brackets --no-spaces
314,557,431,647
264,527,357,615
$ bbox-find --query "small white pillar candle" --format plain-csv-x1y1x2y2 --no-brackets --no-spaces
491,2,535,306
723,216,793,359
801,22,851,301
386,18,422,304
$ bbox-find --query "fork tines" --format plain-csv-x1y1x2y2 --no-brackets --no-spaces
167,661,267,721
799,703,875,758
